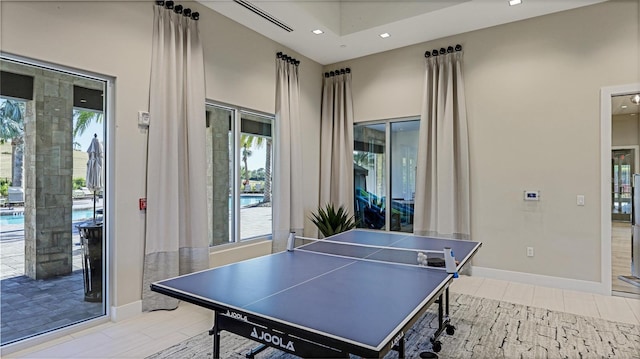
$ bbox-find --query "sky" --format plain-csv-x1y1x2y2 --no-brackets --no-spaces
74,120,104,152
246,146,266,171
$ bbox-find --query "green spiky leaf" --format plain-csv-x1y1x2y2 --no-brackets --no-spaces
310,203,356,238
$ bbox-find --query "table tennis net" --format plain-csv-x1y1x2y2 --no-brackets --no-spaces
293,236,453,270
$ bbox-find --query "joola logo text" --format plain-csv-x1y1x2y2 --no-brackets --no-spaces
251,327,296,352
391,331,404,348
225,310,248,322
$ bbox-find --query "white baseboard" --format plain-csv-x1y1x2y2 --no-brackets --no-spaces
472,266,609,295
110,300,142,322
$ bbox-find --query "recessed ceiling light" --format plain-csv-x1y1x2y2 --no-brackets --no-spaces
509,0,522,5
312,29,323,35
622,105,628,109
80,99,87,103
380,33,390,39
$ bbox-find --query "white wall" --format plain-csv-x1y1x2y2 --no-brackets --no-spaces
2,0,638,318
327,0,639,284
0,0,322,309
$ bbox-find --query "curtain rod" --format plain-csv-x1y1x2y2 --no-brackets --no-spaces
156,0,200,20
277,52,300,66
324,68,350,78
424,44,462,58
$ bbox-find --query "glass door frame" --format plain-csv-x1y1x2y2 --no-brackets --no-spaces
1,53,113,351
353,117,419,233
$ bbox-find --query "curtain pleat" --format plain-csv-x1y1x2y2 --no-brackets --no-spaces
319,73,354,221
273,59,303,251
142,6,209,311
414,51,470,239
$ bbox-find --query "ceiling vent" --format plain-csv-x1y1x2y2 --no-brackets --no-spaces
233,0,293,32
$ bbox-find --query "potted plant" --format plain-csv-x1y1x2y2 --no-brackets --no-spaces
310,203,357,238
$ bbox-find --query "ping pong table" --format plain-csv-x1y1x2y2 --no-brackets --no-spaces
151,229,481,358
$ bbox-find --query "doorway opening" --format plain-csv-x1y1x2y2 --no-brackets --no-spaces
605,86,640,296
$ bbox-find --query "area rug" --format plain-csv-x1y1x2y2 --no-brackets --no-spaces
147,294,640,358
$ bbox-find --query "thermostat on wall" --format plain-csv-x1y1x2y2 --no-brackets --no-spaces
524,190,540,201
138,111,150,127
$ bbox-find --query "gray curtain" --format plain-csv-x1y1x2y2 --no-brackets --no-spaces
319,70,354,217
273,55,304,251
413,51,470,238
142,4,209,311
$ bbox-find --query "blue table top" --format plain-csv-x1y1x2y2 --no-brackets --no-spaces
152,230,481,352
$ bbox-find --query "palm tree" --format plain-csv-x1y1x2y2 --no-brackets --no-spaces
73,110,103,140
263,139,271,203
241,142,252,189
0,99,25,187
240,134,271,202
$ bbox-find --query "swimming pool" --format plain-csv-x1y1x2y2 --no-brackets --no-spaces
1,208,97,226
238,195,264,208
0,195,264,227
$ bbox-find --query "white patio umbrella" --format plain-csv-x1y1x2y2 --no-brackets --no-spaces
86,134,103,222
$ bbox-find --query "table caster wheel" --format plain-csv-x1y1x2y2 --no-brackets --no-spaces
432,340,442,352
446,324,455,335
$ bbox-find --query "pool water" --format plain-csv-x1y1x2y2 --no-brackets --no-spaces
1,208,97,226
237,195,264,208
0,195,264,227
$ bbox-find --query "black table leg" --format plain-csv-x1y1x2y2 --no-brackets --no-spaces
209,313,221,359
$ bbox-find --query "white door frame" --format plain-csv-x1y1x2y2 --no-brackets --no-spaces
600,83,640,295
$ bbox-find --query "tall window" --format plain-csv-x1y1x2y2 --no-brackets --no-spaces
0,58,108,346
206,103,273,246
354,119,418,233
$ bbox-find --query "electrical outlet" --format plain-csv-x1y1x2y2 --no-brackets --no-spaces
526,247,534,257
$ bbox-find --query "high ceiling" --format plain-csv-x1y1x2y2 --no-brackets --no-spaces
198,0,608,65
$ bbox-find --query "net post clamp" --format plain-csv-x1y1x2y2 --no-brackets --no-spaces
286,232,295,252
444,247,458,277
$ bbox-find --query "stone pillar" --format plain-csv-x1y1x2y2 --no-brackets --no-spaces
24,74,74,279
207,108,231,246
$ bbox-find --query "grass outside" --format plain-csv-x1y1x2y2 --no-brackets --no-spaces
0,142,89,182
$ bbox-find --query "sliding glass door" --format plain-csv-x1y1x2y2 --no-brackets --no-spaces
0,58,108,346
206,103,273,246
354,119,418,233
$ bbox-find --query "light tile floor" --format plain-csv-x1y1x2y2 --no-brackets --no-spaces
4,275,639,359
